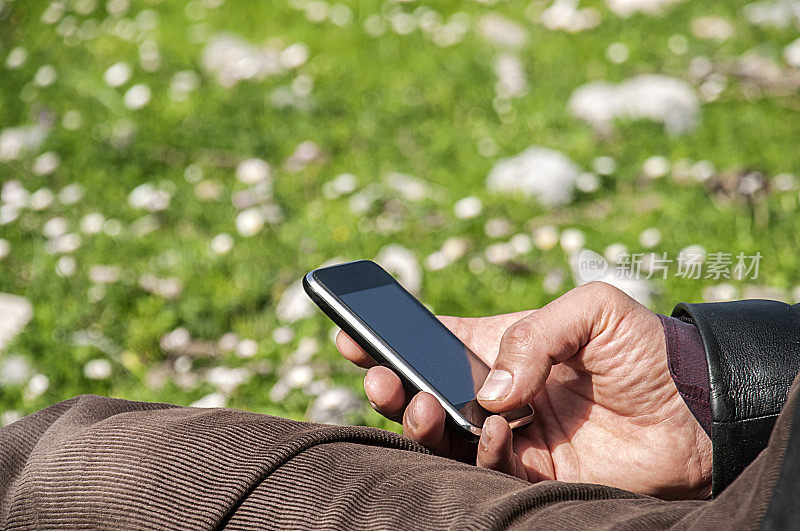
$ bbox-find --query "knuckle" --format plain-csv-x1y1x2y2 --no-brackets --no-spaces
501,318,538,351
581,280,621,299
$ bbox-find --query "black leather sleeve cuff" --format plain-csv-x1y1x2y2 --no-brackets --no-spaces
672,300,800,496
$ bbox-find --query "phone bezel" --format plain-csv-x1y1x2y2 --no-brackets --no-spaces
304,260,534,439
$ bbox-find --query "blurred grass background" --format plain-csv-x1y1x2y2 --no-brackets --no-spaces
1,0,799,430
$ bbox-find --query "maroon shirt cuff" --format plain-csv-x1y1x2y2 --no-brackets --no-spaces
658,314,712,437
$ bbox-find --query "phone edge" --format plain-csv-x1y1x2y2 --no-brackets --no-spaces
303,269,483,439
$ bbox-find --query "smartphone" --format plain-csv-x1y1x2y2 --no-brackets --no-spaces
303,259,534,440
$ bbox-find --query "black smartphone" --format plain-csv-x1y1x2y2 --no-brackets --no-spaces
303,259,534,440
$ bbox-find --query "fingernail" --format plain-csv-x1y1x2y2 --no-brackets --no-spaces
479,424,493,450
477,370,513,401
406,405,418,430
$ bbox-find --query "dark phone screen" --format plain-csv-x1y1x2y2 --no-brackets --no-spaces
339,283,487,408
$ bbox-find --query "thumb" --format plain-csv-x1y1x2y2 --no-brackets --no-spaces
476,282,611,412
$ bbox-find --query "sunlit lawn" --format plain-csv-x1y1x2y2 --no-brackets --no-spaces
1,0,799,430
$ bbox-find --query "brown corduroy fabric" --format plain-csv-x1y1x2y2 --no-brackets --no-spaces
2,375,797,529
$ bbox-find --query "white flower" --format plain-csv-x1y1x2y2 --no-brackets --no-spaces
604,243,628,263
575,172,600,193
285,364,314,388
785,37,800,68
272,326,295,345
509,233,532,255
43,217,68,238
48,234,81,254
0,239,9,260
364,14,387,37
84,359,112,380
103,61,132,87
639,228,662,248
24,373,49,400
743,0,800,29
0,355,31,386
569,75,699,135
560,228,586,254
89,265,121,284
29,188,54,210
41,1,65,23
390,12,416,35
540,0,601,32
201,33,285,87
160,327,190,352
322,173,358,199
384,172,430,201
123,84,151,110
306,387,361,425
235,339,258,358
679,244,706,263
276,279,315,323
606,42,629,64
5,47,27,69
169,70,200,101
58,183,84,205
33,65,57,87
485,242,513,264
486,146,581,207
206,366,251,394
62,110,83,130
80,213,106,234
642,155,670,179
1,411,22,426
691,16,734,41
477,13,528,48
54,257,77,278
0,294,32,352
605,0,685,17
235,208,265,236
210,233,234,255
329,4,352,26
280,43,309,69
139,274,183,299
294,337,319,362
493,53,528,98
128,183,170,211
32,151,60,175
593,156,617,176
703,283,738,302
376,244,422,295
454,196,483,219
236,158,271,184
533,225,559,251
191,392,226,408
0,124,49,161
304,1,328,23
218,332,239,353
484,218,512,239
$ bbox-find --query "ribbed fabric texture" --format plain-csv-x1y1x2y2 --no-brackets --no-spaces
1,390,794,529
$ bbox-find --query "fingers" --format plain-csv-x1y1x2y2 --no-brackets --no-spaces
477,282,624,412
476,415,527,480
335,330,376,368
402,392,451,455
364,366,406,421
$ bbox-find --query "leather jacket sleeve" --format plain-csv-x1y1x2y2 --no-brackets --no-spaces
672,300,800,495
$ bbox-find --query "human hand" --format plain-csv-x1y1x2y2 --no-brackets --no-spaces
336,282,712,499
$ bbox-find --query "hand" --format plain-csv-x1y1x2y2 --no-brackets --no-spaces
336,282,712,499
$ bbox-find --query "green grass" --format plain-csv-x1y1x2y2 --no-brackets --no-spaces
1,0,799,429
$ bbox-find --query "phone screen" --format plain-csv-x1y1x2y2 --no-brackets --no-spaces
339,282,487,408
